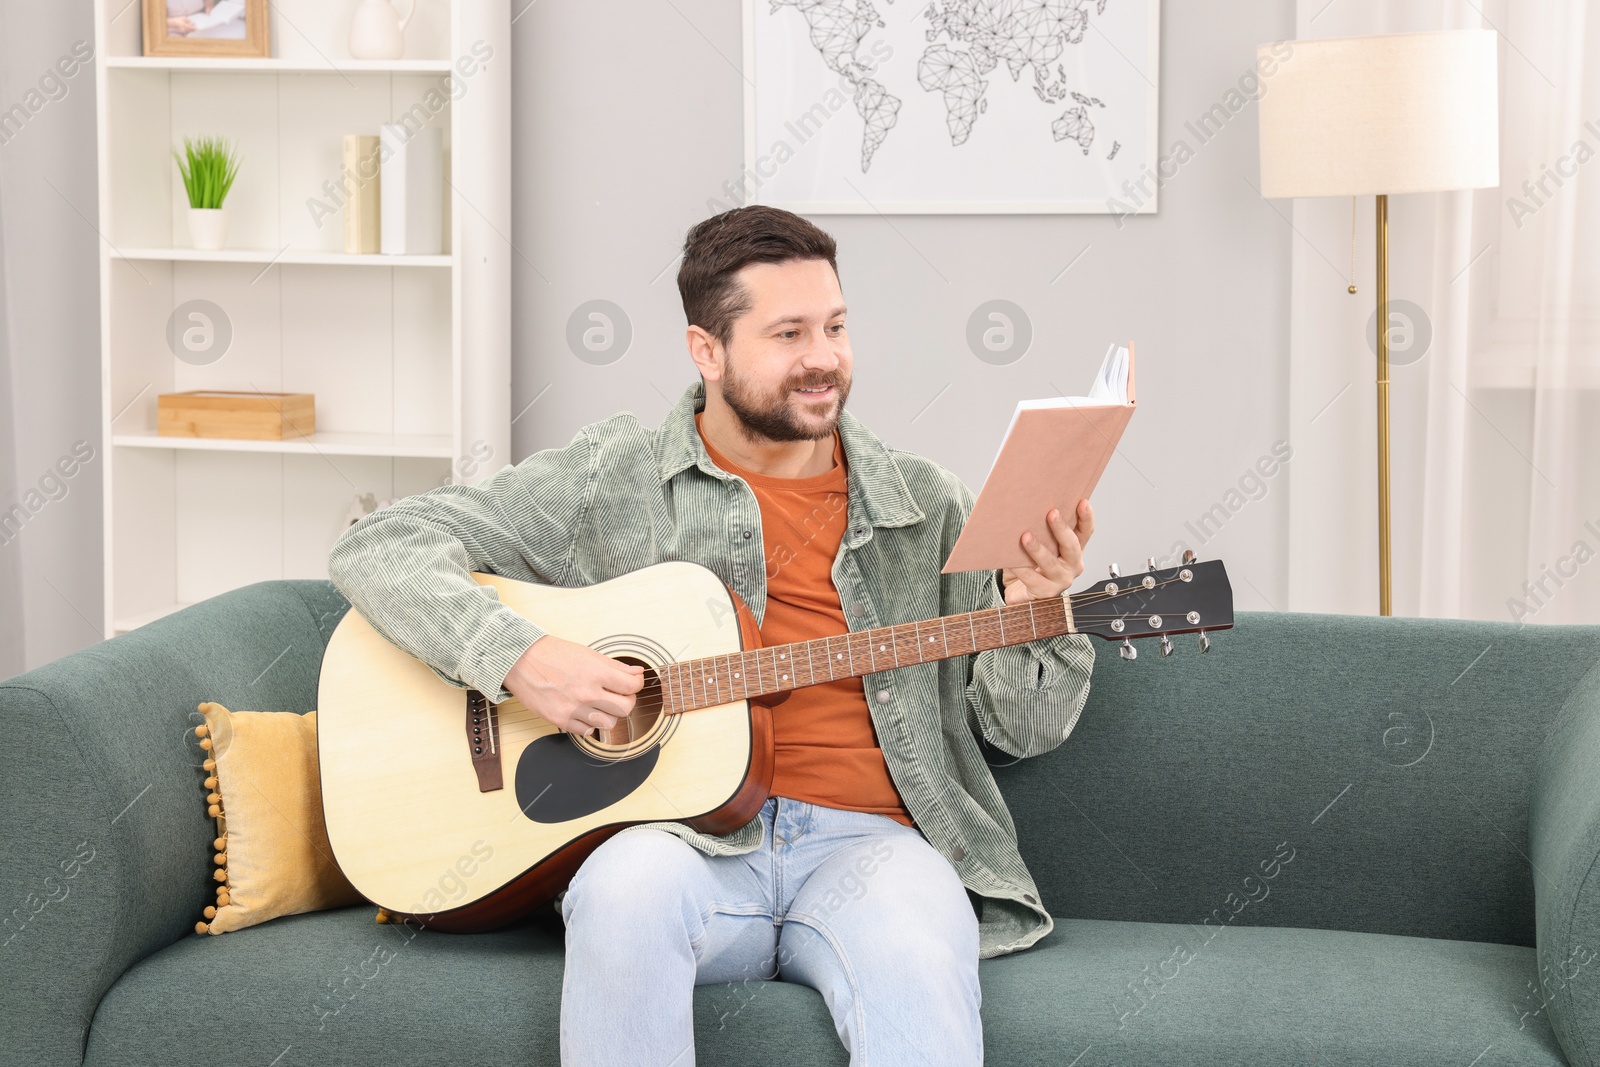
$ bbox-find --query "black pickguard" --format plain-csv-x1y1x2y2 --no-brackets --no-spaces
513,733,661,823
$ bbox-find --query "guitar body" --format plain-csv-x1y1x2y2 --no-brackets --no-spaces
317,560,776,933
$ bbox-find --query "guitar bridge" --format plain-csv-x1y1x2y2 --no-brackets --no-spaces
467,689,503,792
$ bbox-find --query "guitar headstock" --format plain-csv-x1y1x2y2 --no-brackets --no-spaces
1068,554,1233,659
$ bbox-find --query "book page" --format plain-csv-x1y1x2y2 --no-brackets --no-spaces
985,342,1130,480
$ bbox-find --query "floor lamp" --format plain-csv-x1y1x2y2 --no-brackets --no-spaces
1256,29,1499,616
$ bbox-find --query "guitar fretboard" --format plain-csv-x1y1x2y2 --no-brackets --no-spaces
658,593,1074,715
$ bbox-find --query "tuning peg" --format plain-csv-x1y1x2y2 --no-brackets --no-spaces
1182,549,1196,565
1120,639,1137,660
1198,631,1211,654
1108,563,1120,579
1147,557,1157,572
1160,634,1173,657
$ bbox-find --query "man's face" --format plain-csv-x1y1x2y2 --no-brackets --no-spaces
714,257,853,443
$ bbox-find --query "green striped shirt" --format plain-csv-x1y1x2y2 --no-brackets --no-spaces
327,379,1096,958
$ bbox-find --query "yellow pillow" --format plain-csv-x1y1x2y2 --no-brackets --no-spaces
193,702,366,934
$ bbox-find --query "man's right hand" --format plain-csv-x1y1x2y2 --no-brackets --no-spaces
503,634,645,738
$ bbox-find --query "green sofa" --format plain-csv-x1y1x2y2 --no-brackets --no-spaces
5,578,1600,1066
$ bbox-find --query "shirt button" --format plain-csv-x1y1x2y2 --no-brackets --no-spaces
742,530,752,539
951,845,965,862
875,689,891,703
1023,892,1038,905
850,603,866,617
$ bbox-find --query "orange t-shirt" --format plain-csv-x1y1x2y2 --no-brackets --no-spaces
696,412,914,828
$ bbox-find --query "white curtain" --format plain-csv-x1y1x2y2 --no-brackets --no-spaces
0,0,104,676
1287,0,1600,624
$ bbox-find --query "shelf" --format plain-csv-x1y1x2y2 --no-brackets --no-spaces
112,429,454,458
105,57,453,74
114,601,193,635
99,0,509,641
112,247,452,267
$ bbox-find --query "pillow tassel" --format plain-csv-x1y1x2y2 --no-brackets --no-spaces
196,718,228,935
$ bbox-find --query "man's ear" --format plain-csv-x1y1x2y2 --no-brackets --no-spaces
685,325,722,381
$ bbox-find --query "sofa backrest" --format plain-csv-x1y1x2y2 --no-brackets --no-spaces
997,609,1600,948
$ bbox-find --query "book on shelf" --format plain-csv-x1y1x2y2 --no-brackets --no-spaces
380,124,443,255
342,134,382,255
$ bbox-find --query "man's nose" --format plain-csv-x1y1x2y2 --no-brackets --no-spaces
800,333,841,370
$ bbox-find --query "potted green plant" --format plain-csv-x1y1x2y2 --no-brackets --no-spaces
173,135,242,251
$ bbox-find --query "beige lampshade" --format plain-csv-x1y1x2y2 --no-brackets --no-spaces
1257,28,1500,198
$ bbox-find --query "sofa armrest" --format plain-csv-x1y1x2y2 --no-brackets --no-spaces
0,580,347,1066
1532,657,1600,1066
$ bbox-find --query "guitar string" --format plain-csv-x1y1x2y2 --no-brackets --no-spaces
489,570,1210,743
489,571,1198,731
634,572,1194,695
490,615,1190,746
490,608,1206,743
647,574,1193,689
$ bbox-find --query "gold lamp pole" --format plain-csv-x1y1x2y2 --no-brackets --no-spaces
1376,194,1391,615
1256,29,1499,616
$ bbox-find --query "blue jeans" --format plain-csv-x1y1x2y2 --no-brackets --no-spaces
558,795,983,1066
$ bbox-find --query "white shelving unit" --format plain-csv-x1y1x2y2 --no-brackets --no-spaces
92,0,512,636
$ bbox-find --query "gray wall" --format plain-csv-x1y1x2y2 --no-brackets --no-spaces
511,0,1295,610
1,0,1294,675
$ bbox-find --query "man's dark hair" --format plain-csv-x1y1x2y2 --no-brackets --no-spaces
677,205,839,351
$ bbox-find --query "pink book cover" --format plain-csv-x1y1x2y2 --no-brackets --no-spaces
942,343,1137,574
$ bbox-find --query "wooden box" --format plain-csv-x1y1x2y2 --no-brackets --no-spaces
157,391,316,441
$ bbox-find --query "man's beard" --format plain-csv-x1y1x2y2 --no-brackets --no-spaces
720,351,851,443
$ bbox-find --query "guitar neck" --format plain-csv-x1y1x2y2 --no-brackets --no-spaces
659,592,1077,716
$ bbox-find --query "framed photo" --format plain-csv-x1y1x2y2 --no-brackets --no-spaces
741,0,1161,214
142,0,269,58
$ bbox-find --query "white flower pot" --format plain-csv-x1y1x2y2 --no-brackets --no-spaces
187,207,227,251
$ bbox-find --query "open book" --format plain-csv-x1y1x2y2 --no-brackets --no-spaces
942,342,1136,574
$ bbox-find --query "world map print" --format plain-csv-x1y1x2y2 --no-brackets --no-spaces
743,0,1157,213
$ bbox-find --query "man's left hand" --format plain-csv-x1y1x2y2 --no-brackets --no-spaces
1001,499,1094,604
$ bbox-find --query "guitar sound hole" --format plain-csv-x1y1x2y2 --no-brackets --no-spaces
595,655,662,746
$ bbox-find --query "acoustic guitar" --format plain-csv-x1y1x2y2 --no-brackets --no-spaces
317,552,1232,932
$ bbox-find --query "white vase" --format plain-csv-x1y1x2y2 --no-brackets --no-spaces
188,207,227,251
348,0,414,60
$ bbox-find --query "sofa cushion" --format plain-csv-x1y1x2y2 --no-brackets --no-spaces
85,905,1567,1066
984,918,1567,1065
83,906,848,1067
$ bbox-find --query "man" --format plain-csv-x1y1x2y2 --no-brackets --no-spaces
327,205,1096,1065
